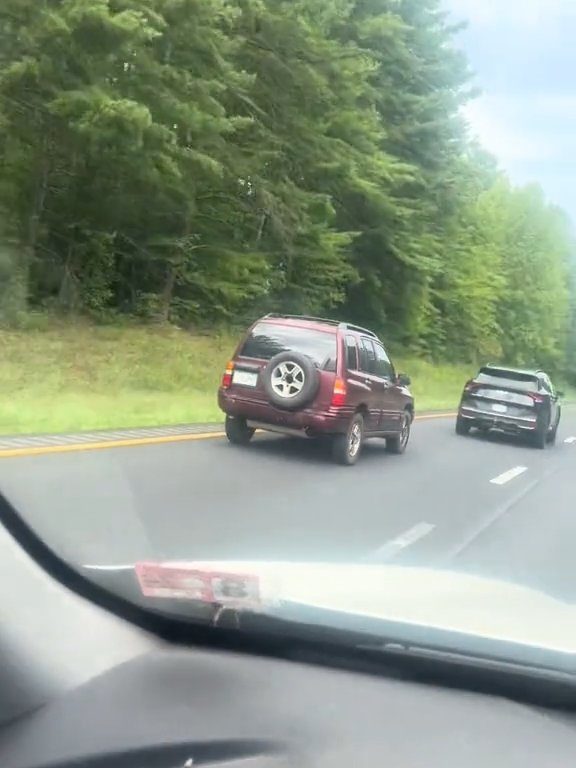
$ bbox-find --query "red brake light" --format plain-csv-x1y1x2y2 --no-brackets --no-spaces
331,377,347,407
221,361,234,389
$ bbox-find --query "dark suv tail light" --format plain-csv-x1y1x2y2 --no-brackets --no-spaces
331,377,347,407
221,361,234,389
529,393,545,404
464,380,477,393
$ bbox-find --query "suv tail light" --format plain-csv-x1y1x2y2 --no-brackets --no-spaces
464,379,477,393
221,361,234,389
529,393,545,404
331,377,347,407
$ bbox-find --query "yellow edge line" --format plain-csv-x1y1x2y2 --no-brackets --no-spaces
0,412,456,459
415,412,456,420
0,431,226,459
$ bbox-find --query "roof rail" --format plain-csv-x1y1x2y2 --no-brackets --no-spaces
263,314,378,339
341,323,377,339
264,313,340,326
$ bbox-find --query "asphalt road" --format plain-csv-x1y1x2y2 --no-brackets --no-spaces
1,411,576,603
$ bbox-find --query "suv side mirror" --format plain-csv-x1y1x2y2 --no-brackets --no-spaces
397,373,411,387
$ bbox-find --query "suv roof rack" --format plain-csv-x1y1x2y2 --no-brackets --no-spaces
263,314,377,339
343,323,377,339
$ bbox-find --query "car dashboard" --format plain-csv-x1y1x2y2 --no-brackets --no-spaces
2,643,576,768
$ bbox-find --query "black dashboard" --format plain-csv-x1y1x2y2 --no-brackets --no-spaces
1,645,576,768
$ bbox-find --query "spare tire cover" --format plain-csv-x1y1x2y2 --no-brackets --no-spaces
262,351,320,411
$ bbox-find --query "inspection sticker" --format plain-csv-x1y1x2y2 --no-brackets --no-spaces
135,561,262,609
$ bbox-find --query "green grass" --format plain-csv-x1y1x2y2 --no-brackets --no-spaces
3,322,567,435
0,324,233,435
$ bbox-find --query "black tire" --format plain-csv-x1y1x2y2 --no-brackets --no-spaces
225,416,255,446
386,410,411,454
332,413,364,466
532,418,548,449
546,413,560,445
262,351,320,411
455,415,470,436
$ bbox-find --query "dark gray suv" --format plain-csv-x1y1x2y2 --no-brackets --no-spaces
456,365,562,448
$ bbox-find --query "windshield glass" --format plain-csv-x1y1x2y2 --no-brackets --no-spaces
1,0,576,676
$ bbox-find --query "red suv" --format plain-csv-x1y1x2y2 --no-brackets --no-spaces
218,314,414,465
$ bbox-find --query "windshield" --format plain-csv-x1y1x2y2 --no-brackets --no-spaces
2,0,576,678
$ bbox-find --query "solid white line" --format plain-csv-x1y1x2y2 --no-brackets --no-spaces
82,564,134,571
489,466,528,486
368,522,436,561
564,436,576,444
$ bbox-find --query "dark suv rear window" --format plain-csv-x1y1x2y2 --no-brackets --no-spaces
476,368,538,391
241,323,337,370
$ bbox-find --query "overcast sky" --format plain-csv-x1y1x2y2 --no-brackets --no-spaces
445,0,576,223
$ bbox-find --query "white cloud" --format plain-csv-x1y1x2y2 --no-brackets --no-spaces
447,0,576,28
463,99,552,163
463,93,576,166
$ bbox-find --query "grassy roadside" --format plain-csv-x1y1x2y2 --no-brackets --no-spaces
0,324,569,435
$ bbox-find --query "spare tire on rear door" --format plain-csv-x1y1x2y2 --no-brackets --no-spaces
262,351,320,411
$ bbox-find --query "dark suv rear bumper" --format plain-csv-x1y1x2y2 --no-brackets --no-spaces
459,405,537,433
218,389,349,435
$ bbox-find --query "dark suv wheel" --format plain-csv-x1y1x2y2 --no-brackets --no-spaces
455,415,470,436
332,413,364,466
532,419,549,449
225,416,255,446
547,410,560,445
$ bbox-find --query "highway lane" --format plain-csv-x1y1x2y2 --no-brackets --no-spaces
0,411,575,604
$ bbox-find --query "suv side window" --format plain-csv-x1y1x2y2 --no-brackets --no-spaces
360,338,376,375
374,342,394,380
345,335,358,371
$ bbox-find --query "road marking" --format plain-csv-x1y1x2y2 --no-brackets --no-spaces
489,466,527,486
83,564,134,571
367,522,436,561
564,436,576,444
0,431,227,459
415,412,456,421
0,411,455,459
445,474,542,561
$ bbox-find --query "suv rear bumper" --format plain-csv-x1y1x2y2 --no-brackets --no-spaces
219,389,350,435
459,405,537,432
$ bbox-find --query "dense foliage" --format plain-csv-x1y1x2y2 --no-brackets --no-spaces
0,0,574,370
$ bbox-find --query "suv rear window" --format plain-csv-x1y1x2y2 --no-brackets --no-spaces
240,323,337,371
476,368,538,392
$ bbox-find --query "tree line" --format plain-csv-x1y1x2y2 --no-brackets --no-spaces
0,0,574,371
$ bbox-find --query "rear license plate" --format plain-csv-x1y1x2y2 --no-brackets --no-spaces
492,403,507,413
232,370,258,387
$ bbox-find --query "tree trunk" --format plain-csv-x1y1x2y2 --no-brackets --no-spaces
20,145,50,304
158,264,175,322
58,243,79,312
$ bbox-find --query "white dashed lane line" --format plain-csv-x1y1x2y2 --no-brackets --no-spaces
564,436,576,444
366,522,436,562
489,466,528,486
